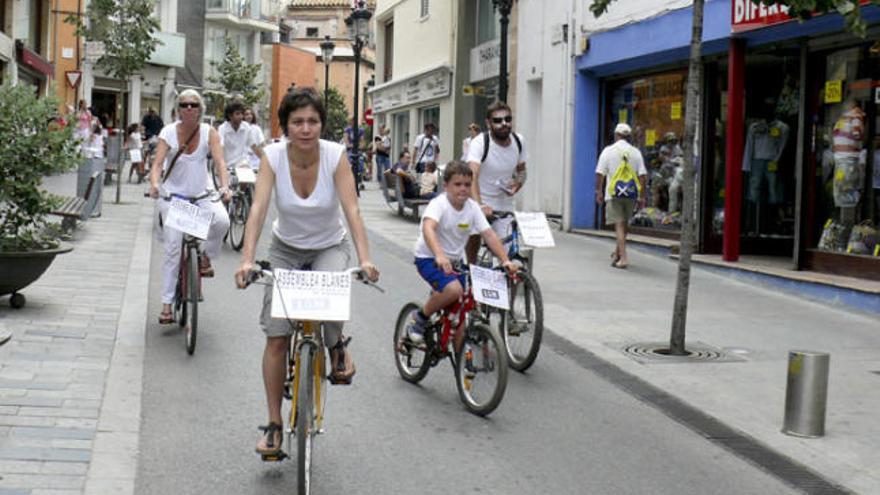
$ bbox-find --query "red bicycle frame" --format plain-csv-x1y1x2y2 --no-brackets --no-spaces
436,274,475,352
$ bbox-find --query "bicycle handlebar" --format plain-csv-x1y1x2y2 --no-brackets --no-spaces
244,260,384,293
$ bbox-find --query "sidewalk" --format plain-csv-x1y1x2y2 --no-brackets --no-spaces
359,184,880,494
0,173,152,494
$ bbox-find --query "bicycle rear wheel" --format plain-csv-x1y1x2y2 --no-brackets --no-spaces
228,195,247,251
185,245,199,355
455,323,507,416
393,302,430,384
501,271,543,372
296,344,316,495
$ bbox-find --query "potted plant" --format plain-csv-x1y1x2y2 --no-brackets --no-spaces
0,83,82,308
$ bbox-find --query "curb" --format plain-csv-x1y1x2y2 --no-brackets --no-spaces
83,196,153,494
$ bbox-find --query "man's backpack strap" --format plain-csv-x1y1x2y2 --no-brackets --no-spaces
481,131,523,163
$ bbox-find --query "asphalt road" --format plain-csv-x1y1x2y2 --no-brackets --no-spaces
135,208,796,495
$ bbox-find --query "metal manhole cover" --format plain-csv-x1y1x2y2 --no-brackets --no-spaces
613,341,746,364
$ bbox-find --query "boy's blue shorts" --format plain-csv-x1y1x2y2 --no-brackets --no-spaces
415,257,466,292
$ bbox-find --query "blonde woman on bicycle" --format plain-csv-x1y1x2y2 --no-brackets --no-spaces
149,89,231,324
234,88,379,456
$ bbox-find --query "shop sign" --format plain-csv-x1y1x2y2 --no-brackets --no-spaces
824,80,843,104
371,66,451,114
15,40,54,77
670,101,682,120
618,108,628,124
470,39,500,83
732,0,872,33
646,129,657,147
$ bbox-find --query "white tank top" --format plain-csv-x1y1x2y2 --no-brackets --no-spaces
268,139,346,250
158,122,211,197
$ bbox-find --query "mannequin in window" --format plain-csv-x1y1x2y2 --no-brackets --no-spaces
742,113,790,205
831,98,866,210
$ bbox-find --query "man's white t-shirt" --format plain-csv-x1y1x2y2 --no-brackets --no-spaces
466,132,527,212
413,194,491,261
219,121,253,167
413,133,439,164
247,125,265,170
595,139,648,201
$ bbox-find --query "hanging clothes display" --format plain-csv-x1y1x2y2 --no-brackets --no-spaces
742,119,790,204
831,104,866,208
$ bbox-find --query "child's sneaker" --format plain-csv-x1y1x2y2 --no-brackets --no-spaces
406,312,427,344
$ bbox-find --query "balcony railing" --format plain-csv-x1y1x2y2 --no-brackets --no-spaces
206,0,274,23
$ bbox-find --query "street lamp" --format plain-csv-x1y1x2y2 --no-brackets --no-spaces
345,0,372,194
491,0,515,103
319,34,335,104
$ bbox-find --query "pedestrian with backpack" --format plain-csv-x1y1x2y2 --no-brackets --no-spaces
596,123,647,269
464,101,527,263
413,122,440,174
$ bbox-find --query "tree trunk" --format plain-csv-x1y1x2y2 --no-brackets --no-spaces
116,82,126,204
669,0,705,355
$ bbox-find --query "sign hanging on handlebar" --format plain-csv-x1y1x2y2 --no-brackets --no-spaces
271,269,353,321
165,199,214,240
235,167,256,184
470,265,510,310
514,211,556,248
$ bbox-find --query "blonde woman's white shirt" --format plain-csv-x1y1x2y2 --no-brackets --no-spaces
266,139,347,250
158,122,212,197
413,194,491,261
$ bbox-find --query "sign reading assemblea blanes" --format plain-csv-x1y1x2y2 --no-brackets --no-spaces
733,0,872,32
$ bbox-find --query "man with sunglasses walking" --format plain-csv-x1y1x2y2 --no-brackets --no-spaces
465,101,527,263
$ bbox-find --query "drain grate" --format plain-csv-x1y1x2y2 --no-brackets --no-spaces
616,341,746,364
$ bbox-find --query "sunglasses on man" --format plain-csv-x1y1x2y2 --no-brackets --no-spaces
491,116,513,124
178,102,200,109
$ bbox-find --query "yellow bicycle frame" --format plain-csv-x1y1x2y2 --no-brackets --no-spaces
289,321,326,434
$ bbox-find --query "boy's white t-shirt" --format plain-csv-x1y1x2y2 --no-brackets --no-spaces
413,194,491,261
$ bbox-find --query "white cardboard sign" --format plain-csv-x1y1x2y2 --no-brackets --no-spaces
164,199,213,240
236,167,256,184
129,149,142,163
514,211,556,248
470,265,509,310
271,269,353,321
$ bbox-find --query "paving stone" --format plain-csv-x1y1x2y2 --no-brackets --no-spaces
40,462,88,475
0,390,27,399
15,409,97,420
0,416,55,428
32,489,83,495
0,488,30,495
11,428,94,440
0,447,90,463
23,330,86,340
0,459,42,474
0,383,67,392
0,398,62,408
0,473,84,490
51,419,97,430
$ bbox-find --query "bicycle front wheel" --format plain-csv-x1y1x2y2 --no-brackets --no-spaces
502,271,543,372
296,344,316,495
393,302,430,384
455,323,507,416
228,195,247,251
185,245,199,355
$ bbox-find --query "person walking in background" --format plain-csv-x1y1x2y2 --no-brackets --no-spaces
375,125,391,179
142,107,164,141
82,120,106,218
125,123,144,183
413,122,440,174
461,123,480,161
244,107,265,171
595,123,648,269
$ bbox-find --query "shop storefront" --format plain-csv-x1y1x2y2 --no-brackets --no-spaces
572,0,880,279
728,1,880,278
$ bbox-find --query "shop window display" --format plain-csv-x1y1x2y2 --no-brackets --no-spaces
813,45,879,258
741,53,800,241
606,69,687,232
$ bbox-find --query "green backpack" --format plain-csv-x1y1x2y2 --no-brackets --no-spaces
607,153,640,200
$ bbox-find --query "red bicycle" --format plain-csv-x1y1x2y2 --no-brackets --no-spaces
393,264,508,416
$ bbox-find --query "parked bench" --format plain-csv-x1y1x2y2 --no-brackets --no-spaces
391,173,430,219
379,170,398,210
50,171,100,232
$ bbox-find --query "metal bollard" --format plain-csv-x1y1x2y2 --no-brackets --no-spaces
782,350,829,438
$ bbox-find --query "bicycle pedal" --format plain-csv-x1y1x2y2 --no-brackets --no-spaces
260,450,288,462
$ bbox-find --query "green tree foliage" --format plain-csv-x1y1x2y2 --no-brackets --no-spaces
67,0,161,81
755,0,880,37
323,87,349,142
208,36,266,113
0,84,82,251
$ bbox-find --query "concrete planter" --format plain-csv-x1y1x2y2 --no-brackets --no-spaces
0,244,73,308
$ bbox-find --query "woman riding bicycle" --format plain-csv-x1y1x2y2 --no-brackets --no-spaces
234,88,379,456
149,89,231,324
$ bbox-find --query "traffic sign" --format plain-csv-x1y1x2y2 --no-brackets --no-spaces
65,71,82,88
